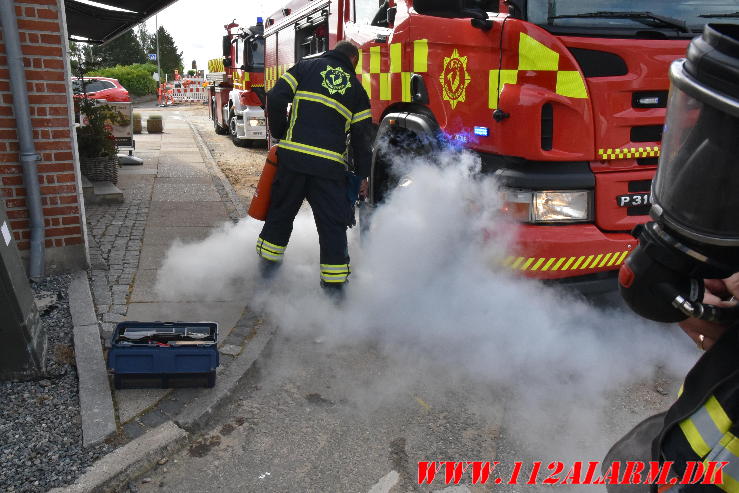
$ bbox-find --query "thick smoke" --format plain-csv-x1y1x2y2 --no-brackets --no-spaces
155,148,697,469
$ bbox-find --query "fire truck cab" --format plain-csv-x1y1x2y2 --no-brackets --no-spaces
208,19,267,147
263,0,738,292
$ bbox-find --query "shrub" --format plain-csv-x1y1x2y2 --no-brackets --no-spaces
87,63,158,96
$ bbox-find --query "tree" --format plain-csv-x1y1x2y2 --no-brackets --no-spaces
93,29,147,67
154,26,184,80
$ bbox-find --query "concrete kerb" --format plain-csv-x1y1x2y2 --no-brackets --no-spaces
69,271,117,447
187,119,248,220
48,421,188,493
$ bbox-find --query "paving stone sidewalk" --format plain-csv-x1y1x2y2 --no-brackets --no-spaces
83,108,260,441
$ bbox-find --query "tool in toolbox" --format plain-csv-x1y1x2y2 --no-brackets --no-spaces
107,321,220,389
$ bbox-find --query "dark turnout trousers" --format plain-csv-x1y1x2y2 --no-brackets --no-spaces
256,164,351,285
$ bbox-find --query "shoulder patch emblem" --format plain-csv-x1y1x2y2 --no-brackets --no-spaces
321,65,352,95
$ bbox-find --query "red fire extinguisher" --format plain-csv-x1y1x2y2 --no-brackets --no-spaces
248,146,278,221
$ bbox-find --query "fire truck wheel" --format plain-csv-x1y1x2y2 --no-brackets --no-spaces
213,103,228,135
229,111,248,147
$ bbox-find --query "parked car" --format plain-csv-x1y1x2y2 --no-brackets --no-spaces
72,77,130,102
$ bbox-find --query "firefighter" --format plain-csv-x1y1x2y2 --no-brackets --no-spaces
255,41,372,294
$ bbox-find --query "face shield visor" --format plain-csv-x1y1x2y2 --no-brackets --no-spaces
618,24,739,324
651,58,739,249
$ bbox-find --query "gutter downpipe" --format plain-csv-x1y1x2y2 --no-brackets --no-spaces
0,0,46,279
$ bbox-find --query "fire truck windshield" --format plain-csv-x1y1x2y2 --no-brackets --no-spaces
529,0,739,32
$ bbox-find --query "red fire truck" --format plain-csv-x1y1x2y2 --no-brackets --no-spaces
208,19,267,147
263,0,737,291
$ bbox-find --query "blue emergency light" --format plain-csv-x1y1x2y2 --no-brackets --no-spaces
474,126,489,137
257,17,264,24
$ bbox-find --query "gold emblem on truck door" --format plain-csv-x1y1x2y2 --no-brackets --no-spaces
440,48,471,109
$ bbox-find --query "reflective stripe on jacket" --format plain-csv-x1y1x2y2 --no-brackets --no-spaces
655,327,739,492
266,50,373,180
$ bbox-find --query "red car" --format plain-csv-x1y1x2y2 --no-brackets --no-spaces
72,76,130,102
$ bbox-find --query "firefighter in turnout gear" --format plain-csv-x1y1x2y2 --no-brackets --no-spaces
256,41,372,292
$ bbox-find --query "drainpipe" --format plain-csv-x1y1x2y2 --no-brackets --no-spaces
1,0,46,279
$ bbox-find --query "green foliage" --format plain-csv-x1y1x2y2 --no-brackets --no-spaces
87,63,158,96
187,69,197,76
154,26,184,81
93,29,147,67
76,98,127,159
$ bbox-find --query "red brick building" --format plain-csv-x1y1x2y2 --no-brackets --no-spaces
0,0,88,272
0,0,176,274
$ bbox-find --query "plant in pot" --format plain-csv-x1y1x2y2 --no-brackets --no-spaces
132,113,142,134
147,114,164,134
76,97,126,184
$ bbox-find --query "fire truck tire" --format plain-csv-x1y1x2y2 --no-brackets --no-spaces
229,110,250,147
213,103,228,135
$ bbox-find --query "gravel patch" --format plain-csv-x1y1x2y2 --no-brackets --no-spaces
0,274,114,492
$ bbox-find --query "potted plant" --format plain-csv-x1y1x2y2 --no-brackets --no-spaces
132,113,142,134
76,97,126,184
147,114,164,133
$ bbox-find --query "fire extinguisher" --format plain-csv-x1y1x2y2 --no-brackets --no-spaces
247,145,278,221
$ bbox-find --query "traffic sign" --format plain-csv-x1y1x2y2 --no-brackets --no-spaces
148,53,157,61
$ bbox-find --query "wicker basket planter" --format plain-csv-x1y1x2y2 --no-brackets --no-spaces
80,155,119,184
147,115,163,133
132,113,142,134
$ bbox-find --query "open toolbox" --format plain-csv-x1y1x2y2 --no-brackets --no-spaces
107,321,219,389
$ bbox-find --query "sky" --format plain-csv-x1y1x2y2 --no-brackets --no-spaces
144,0,284,73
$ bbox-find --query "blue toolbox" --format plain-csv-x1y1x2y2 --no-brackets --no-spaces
107,321,219,389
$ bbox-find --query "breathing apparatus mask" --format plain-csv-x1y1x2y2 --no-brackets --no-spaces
619,24,739,324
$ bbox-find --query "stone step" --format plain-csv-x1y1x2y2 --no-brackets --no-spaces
83,179,124,204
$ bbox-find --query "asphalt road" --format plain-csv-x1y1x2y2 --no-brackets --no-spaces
135,316,682,493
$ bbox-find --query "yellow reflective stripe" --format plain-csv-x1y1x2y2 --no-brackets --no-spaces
413,39,428,73
502,256,516,267
279,140,346,165
521,257,535,270
571,256,586,270
706,433,739,492
320,264,350,283
511,257,524,269
531,258,545,271
541,258,556,271
401,71,411,102
380,73,391,100
598,253,612,268
352,109,371,124
562,257,576,270
295,90,351,120
390,43,402,73
589,254,603,269
556,70,588,99
356,50,363,75
361,73,372,97
281,72,298,93
551,257,566,271
616,251,630,265
579,255,595,270
518,33,559,71
679,418,712,458
706,396,732,434
258,238,286,252
286,98,300,141
370,46,381,74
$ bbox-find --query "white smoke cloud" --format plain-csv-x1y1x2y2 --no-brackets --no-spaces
155,148,697,473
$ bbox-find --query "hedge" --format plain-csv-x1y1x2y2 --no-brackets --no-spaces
86,63,158,96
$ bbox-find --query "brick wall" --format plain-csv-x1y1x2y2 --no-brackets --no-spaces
0,0,88,272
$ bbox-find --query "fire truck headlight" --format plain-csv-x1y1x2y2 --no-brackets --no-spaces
532,191,591,223
249,118,265,127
